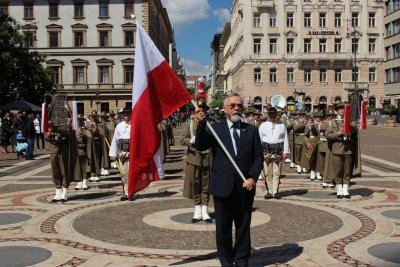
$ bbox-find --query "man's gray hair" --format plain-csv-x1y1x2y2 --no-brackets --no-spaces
224,93,243,106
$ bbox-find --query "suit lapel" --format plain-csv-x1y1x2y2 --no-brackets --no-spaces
219,120,236,157
237,123,248,156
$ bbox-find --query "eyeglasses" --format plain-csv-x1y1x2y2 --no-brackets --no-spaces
226,103,244,109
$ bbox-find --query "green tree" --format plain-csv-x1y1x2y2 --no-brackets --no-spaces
0,14,53,105
210,99,223,109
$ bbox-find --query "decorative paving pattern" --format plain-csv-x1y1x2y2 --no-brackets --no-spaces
0,246,52,267
367,242,400,264
326,205,377,267
363,205,400,210
381,209,400,219
57,256,88,267
0,213,32,225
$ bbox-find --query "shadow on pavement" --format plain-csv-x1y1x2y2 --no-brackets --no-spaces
68,191,117,201
349,188,374,197
169,243,303,266
165,169,183,174
162,175,183,180
280,189,308,197
136,191,178,200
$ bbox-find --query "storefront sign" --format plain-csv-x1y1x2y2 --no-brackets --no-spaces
308,30,340,35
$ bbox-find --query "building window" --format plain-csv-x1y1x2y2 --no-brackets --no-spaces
319,13,326,27
334,38,341,53
270,14,277,27
49,3,58,18
74,67,85,84
286,12,294,27
320,69,327,82
124,1,134,17
74,31,84,47
352,68,359,82
49,32,59,47
253,38,261,54
369,39,376,53
369,13,376,27
0,3,8,15
319,39,327,52
254,68,262,83
24,3,34,19
270,39,277,54
124,66,134,83
77,102,84,115
125,31,134,47
304,13,311,28
304,69,311,82
287,68,294,82
352,38,359,53
304,39,311,53
99,31,109,47
335,68,342,82
99,66,110,84
253,13,261,27
100,102,109,113
74,2,84,18
24,32,35,48
369,67,376,82
270,68,277,83
287,38,294,53
49,66,60,84
99,2,109,17
334,13,341,27
352,12,359,27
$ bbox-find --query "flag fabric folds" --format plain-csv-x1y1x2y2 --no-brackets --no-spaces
128,21,192,198
71,100,78,130
41,102,48,133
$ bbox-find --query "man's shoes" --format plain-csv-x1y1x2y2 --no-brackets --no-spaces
75,182,83,190
264,193,273,199
201,205,213,223
82,179,88,190
321,183,328,188
120,195,128,201
191,218,202,223
273,193,281,199
192,205,202,223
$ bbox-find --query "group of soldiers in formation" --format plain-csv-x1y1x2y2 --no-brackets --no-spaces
181,102,361,223
47,108,175,202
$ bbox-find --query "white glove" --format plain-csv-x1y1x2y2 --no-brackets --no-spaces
190,136,196,144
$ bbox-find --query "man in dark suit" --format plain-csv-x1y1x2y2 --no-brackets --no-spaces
195,93,264,267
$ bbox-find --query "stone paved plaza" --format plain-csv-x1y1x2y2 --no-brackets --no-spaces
0,126,399,266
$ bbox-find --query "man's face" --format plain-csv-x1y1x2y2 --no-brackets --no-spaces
123,113,131,122
223,96,243,122
314,117,321,122
268,113,277,121
337,108,344,117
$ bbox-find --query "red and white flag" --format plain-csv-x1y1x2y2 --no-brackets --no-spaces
128,21,192,198
41,102,49,133
71,100,78,130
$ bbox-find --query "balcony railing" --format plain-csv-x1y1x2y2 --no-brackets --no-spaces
257,0,274,8
297,51,352,61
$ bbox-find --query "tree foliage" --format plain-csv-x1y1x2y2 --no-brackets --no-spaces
210,99,223,109
0,14,53,106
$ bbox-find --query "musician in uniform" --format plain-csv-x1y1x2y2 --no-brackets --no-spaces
287,110,297,168
293,109,307,173
315,112,328,182
97,111,111,176
180,103,213,223
87,111,101,182
75,114,90,190
322,108,337,188
325,103,357,198
109,107,132,201
303,111,322,181
259,107,289,199
107,110,118,169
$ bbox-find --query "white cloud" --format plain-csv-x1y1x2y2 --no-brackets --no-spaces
213,8,231,31
182,59,211,76
161,0,211,32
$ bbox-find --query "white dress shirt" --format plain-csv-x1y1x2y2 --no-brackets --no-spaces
109,120,131,157
258,120,290,154
226,119,241,155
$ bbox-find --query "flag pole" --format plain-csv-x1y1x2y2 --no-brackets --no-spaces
191,100,247,183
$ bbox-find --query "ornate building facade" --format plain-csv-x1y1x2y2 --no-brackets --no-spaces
227,0,386,112
1,0,176,114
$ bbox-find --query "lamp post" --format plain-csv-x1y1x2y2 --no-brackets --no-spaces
347,18,362,122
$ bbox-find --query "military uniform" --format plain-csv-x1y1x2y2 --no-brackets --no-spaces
86,113,101,182
98,111,111,176
303,111,323,180
293,110,307,173
181,115,213,223
74,115,90,190
322,112,338,188
325,105,358,198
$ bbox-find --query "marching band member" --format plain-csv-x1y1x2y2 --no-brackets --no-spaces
75,114,90,190
259,107,289,199
303,111,322,181
293,109,307,173
109,107,131,201
322,108,337,188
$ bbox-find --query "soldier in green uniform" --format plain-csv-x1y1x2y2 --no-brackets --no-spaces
181,105,213,223
303,111,323,181
75,114,90,190
322,108,337,188
287,110,297,168
293,109,307,173
315,112,329,183
87,111,101,182
325,103,358,198
98,111,111,176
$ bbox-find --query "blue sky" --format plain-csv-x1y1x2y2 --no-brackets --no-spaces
161,0,232,75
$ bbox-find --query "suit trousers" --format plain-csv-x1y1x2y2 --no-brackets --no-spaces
332,153,352,185
213,187,254,267
294,144,302,164
264,161,281,196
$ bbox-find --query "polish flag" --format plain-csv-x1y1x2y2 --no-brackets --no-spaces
128,21,192,198
71,100,78,130
41,102,49,133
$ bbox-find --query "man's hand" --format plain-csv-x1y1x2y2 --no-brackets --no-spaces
337,130,343,136
306,142,312,149
283,153,289,160
243,178,256,191
110,157,117,162
194,109,206,122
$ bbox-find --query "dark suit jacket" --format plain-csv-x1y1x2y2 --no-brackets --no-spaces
195,119,264,197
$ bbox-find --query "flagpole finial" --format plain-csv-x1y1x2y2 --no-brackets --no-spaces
131,14,137,24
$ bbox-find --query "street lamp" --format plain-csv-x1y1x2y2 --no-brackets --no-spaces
347,18,362,122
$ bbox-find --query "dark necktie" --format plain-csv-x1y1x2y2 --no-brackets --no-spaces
232,123,240,154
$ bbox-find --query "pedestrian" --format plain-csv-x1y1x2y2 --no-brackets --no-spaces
1,113,12,153
22,114,35,160
195,93,264,267
258,107,289,199
34,113,46,151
